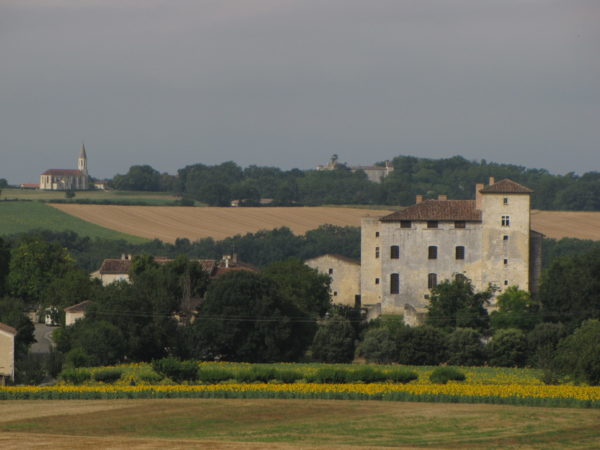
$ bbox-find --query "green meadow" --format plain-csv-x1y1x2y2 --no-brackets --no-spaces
0,201,148,243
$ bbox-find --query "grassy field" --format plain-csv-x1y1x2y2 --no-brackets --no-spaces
50,204,393,242
0,201,148,243
0,399,599,448
0,188,180,205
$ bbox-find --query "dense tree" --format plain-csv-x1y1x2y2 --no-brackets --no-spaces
58,319,125,367
539,248,600,329
358,327,397,364
0,237,10,297
487,329,528,368
526,322,567,369
7,236,75,307
110,165,162,191
0,178,8,188
446,328,487,366
311,315,356,363
551,320,600,385
0,297,35,358
190,271,316,362
490,287,540,331
263,258,331,317
396,325,449,365
426,278,492,333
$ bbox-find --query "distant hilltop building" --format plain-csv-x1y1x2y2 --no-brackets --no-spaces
39,144,90,190
315,154,394,183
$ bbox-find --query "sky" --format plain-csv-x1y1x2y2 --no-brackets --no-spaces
1,0,599,184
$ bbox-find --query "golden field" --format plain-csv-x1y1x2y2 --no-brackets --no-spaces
51,205,392,242
50,204,600,242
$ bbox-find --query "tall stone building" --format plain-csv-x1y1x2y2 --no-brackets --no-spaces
360,177,542,322
39,144,89,190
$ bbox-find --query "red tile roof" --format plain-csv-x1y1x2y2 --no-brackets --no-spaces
381,200,482,222
99,259,133,274
480,179,533,194
64,300,93,313
0,322,17,335
42,169,85,176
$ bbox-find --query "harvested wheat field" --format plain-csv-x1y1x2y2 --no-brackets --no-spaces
51,204,393,243
530,210,600,240
1,399,600,449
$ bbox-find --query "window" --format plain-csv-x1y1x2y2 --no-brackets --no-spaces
333,291,338,296
455,246,465,260
455,221,466,229
502,216,510,226
375,278,380,285
503,235,509,241
401,220,412,229
390,273,400,294
503,197,509,205
428,246,438,260
455,273,466,283
390,245,400,259
375,247,380,258
375,231,379,237
427,221,438,229
328,268,333,275
428,273,437,289
504,280,508,286
504,258,508,265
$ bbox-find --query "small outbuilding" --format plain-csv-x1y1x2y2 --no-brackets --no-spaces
64,300,93,326
0,322,17,385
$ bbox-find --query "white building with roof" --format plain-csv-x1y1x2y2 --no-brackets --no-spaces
39,144,89,190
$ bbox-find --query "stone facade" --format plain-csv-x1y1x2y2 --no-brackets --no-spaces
360,178,540,319
40,144,89,190
0,322,17,385
305,254,361,307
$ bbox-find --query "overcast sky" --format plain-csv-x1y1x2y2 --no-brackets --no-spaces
1,0,598,184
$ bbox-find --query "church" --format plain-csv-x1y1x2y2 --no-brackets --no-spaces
39,144,90,190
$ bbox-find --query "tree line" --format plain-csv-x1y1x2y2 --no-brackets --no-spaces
1,233,599,385
108,155,600,210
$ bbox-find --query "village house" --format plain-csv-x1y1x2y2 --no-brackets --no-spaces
308,178,542,325
315,155,394,183
64,300,93,326
0,322,17,386
305,254,361,307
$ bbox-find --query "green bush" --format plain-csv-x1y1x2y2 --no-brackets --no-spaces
348,367,387,383
198,367,234,383
60,367,92,385
93,368,123,384
308,368,350,384
152,357,199,383
386,369,418,384
429,367,466,384
237,367,277,383
139,371,163,384
358,328,397,364
275,369,303,383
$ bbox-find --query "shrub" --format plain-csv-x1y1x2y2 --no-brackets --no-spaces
60,367,92,385
311,315,356,363
236,367,278,383
139,371,163,384
198,367,234,384
358,328,397,364
386,369,419,384
348,367,387,383
447,328,486,366
552,320,600,385
152,357,199,383
487,328,528,367
275,369,303,383
93,368,123,384
396,326,449,366
429,367,466,384
308,368,350,384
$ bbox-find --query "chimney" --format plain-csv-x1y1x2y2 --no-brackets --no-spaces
416,195,423,204
232,253,238,264
489,176,495,186
475,183,484,210
121,253,126,260
438,194,447,201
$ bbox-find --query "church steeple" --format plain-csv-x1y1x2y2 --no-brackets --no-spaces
78,142,88,175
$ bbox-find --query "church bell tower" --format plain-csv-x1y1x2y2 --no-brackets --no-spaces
78,143,88,175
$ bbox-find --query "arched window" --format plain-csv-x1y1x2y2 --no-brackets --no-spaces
428,246,438,260
390,273,400,294
455,246,465,260
390,245,400,259
428,273,437,289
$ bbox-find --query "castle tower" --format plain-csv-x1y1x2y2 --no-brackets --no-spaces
78,143,88,175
